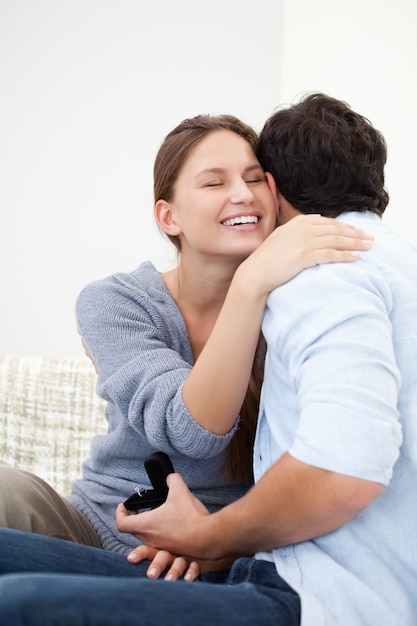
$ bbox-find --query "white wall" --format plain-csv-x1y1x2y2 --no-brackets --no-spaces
278,0,417,241
1,0,416,356
0,0,284,356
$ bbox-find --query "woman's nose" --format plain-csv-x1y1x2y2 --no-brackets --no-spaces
230,179,254,205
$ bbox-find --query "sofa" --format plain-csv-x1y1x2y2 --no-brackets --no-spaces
0,355,107,496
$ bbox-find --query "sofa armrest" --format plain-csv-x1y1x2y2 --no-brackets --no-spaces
0,355,107,496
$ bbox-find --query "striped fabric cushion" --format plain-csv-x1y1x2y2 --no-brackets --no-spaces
0,355,106,496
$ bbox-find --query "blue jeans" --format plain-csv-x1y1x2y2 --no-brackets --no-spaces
0,530,300,625
0,528,150,577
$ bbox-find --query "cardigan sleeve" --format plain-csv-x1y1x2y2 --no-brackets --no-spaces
76,267,237,458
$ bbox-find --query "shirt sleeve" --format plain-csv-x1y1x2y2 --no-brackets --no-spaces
76,272,236,458
264,258,403,485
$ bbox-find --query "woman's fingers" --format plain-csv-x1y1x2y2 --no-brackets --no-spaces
298,231,373,266
146,552,200,582
163,557,200,582
146,550,178,579
126,544,158,564
243,213,375,295
274,215,374,269
183,561,201,582
126,544,201,582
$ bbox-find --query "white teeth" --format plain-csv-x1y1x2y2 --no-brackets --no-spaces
222,215,259,226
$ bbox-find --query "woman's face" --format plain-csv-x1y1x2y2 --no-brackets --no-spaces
162,130,277,262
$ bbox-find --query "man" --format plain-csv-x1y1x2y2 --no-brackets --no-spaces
1,94,416,625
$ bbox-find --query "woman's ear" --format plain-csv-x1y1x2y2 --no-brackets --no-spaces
154,200,182,236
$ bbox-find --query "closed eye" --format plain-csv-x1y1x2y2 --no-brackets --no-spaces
245,177,266,185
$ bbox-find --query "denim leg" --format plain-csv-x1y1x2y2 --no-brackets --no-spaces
0,558,301,626
227,557,301,623
0,528,149,577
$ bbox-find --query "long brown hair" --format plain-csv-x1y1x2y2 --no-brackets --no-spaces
227,334,266,483
153,114,265,484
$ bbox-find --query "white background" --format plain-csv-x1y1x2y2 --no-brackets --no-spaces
1,0,416,356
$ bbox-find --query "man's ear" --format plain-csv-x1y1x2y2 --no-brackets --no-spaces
265,172,280,218
154,200,182,236
265,172,278,199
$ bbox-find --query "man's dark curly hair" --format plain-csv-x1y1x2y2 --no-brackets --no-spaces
257,93,389,217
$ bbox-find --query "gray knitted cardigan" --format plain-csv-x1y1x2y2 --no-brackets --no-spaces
69,261,250,554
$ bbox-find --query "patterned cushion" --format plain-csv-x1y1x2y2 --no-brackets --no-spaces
0,355,106,496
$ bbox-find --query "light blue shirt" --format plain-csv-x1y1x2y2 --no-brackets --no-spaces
255,212,417,625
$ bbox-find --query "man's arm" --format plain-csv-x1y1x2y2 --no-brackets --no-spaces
116,451,383,562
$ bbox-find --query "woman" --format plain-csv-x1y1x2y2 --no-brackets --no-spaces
0,114,371,580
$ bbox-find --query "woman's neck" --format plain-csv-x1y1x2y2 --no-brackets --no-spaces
162,259,239,360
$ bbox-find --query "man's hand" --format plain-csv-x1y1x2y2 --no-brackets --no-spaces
116,473,211,560
117,454,384,564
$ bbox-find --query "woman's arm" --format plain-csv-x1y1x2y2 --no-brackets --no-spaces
78,217,372,444
181,215,373,434
76,266,235,457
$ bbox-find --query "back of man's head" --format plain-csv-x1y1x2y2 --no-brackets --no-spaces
258,93,389,217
